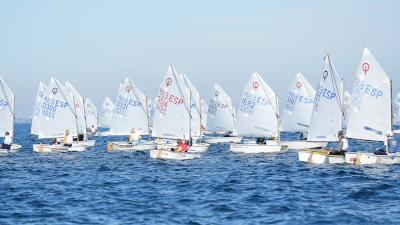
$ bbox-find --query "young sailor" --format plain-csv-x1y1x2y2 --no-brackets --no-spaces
128,128,141,145
329,131,348,155
176,139,189,153
50,138,60,145
64,130,73,147
2,131,12,150
385,131,398,154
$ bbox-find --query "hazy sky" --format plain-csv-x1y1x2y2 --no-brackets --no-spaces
1,0,399,117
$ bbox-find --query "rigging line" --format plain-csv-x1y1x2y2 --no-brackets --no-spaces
327,54,346,118
181,74,201,116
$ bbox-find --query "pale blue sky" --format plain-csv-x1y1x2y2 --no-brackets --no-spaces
1,0,399,117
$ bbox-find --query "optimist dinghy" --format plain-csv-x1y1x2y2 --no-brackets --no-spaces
280,73,327,149
345,47,398,165
106,78,155,151
298,54,346,164
98,97,115,130
0,77,22,154
204,84,242,144
229,72,287,153
150,65,204,160
65,81,96,147
31,77,88,153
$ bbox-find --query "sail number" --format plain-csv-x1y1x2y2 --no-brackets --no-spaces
0,99,9,108
285,90,313,112
353,80,383,98
239,92,271,115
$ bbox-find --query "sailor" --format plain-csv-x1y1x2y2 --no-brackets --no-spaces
50,138,60,145
176,139,189,153
129,128,140,145
1,131,12,150
64,130,73,147
78,131,85,141
385,131,398,154
256,137,266,145
329,131,348,155
90,125,97,135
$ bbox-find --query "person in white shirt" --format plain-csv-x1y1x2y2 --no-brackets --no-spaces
329,131,348,155
2,131,12,150
64,130,73,147
128,128,141,145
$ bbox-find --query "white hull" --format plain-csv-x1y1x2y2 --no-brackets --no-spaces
74,140,96,147
33,144,87,153
150,149,200,160
204,136,242,144
230,143,287,153
280,140,327,150
345,152,400,165
0,144,22,154
298,150,345,164
187,143,210,153
107,141,157,151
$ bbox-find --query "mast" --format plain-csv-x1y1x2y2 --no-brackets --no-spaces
82,97,88,134
199,94,202,140
72,95,79,137
276,91,280,141
145,96,151,141
189,90,192,142
390,80,393,130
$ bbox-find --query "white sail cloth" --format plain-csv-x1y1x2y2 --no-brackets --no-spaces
236,72,279,138
206,84,236,133
0,77,15,137
346,47,392,142
280,73,315,132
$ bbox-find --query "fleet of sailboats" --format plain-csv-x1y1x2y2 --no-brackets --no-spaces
2,47,399,164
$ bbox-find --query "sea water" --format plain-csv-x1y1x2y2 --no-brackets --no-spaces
1,123,400,224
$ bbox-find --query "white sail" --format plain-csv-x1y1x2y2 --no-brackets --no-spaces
31,81,47,135
236,72,279,138
307,54,344,142
393,93,400,126
206,84,236,133
84,98,98,129
109,78,149,135
152,65,191,140
201,98,208,129
65,81,87,134
346,47,392,142
0,77,15,137
280,73,315,132
342,90,352,129
38,77,78,139
98,97,115,128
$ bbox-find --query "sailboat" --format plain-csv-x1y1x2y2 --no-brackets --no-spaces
98,97,115,127
106,78,156,151
204,84,242,144
345,47,398,165
280,73,328,149
33,77,87,153
0,77,22,153
83,97,98,131
230,72,287,153
150,65,201,160
298,54,345,164
64,81,96,147
178,73,210,152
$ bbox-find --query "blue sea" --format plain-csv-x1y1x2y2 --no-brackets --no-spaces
1,123,400,225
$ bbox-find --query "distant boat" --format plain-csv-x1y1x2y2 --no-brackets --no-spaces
106,78,156,151
32,77,87,153
150,65,202,160
230,72,287,153
298,53,346,164
84,97,98,130
345,47,397,165
0,76,22,154
204,83,242,144
31,81,47,136
280,73,328,149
